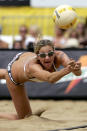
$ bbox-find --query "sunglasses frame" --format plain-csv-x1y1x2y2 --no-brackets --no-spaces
38,51,54,58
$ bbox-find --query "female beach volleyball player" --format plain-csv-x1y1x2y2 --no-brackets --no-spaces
0,40,81,120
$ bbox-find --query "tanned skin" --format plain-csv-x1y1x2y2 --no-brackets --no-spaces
0,45,81,120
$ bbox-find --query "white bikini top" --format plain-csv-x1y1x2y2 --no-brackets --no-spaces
24,56,57,82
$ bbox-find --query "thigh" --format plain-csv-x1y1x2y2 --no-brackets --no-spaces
5,72,32,119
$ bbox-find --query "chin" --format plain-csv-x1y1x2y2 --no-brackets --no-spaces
44,65,52,70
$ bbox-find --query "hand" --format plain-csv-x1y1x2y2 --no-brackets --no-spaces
66,59,81,75
67,59,76,71
65,58,81,76
73,61,81,71
64,59,75,74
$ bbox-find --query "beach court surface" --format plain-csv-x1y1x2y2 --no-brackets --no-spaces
0,100,87,131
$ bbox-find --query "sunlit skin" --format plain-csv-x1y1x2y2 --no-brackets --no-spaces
0,40,82,120
37,45,55,71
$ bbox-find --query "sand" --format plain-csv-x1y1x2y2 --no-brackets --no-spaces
0,100,87,131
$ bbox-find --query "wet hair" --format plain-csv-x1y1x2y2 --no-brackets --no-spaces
34,40,54,54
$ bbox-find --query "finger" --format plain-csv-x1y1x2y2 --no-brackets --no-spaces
68,60,75,66
74,68,80,71
70,58,75,61
77,63,81,67
74,66,81,70
69,65,74,70
76,62,81,66
75,63,81,68
69,63,75,68
75,64,79,68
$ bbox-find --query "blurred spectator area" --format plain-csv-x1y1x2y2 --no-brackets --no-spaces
0,7,87,35
0,7,86,48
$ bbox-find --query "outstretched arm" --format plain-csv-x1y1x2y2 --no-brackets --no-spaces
57,51,82,76
29,64,72,83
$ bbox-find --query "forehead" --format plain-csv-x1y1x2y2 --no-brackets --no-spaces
39,45,53,53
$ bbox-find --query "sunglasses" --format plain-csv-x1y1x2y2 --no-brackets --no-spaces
38,51,54,58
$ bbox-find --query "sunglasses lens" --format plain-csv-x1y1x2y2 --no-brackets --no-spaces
48,51,54,57
40,53,46,58
38,51,54,58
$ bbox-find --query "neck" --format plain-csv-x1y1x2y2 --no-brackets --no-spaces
46,63,56,72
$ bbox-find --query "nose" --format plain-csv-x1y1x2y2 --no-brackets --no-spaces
45,55,50,59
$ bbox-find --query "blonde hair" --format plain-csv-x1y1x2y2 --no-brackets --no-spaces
34,40,54,54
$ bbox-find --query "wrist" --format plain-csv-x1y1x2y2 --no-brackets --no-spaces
62,67,71,75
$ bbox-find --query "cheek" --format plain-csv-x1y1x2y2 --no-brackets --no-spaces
38,57,44,63
51,56,55,61
40,59,44,64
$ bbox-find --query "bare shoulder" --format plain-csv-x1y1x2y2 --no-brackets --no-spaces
17,51,38,68
55,50,65,61
55,50,70,66
20,52,36,58
55,50,65,57
19,52,37,63
21,52,43,71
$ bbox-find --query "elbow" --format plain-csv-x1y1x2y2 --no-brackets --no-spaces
48,80,56,83
47,77,58,84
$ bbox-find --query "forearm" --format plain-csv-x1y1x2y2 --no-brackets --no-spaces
30,64,71,83
48,67,71,83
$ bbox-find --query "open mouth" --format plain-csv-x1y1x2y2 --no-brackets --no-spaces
44,61,51,67
44,61,51,64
